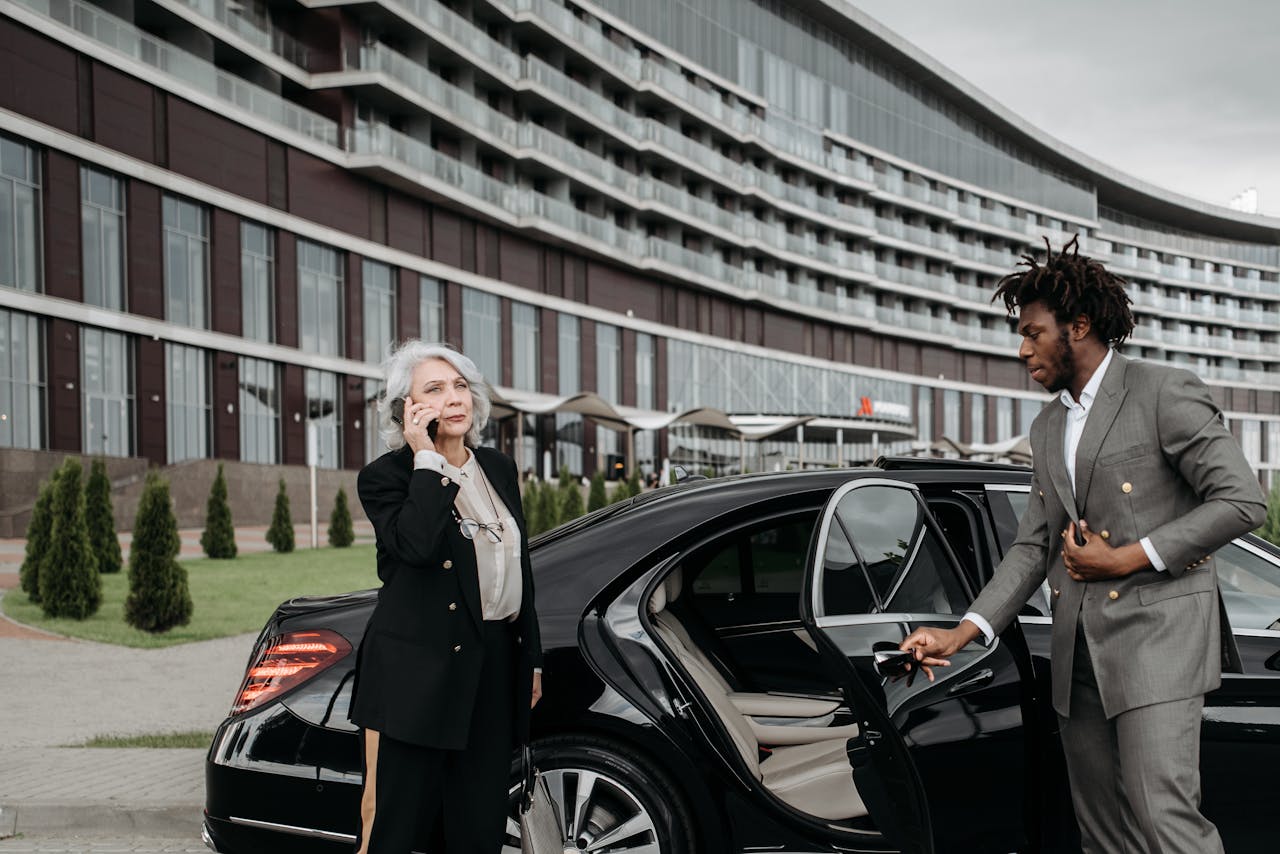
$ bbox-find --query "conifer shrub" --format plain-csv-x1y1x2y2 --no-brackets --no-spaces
522,479,543,537
1259,483,1280,548
328,487,355,548
200,464,237,559
20,471,58,603
85,459,122,574
266,479,295,553
587,471,608,512
125,472,192,633
537,477,561,533
559,466,584,522
38,459,102,620
627,469,642,498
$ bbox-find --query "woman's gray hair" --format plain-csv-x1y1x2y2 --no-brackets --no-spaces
376,340,491,451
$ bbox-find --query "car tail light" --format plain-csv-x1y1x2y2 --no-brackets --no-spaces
230,629,352,715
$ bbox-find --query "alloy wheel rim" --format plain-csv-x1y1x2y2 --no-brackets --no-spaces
503,765,661,853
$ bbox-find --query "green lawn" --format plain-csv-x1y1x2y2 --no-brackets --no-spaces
1,546,379,648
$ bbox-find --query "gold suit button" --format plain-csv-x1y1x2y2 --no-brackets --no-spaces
443,559,453,569
1121,482,1133,494
453,644,462,653
448,602,457,611
1038,490,1044,497
1100,530,1110,540
1108,590,1119,601
441,476,451,487
1053,588,1061,597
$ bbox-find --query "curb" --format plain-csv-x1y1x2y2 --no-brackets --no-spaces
0,802,202,838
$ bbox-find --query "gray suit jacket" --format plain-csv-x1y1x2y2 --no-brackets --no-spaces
970,353,1266,718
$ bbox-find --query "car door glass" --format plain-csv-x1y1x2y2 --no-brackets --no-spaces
691,542,742,594
1215,542,1280,631
750,520,808,593
821,519,877,616
828,485,966,617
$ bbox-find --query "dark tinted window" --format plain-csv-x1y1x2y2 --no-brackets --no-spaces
688,513,817,598
1216,541,1280,632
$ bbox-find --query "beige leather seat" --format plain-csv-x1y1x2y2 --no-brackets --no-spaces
649,571,868,821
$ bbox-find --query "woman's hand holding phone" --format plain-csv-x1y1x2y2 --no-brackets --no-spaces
400,399,439,455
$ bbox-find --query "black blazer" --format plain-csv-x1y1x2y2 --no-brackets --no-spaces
349,444,542,750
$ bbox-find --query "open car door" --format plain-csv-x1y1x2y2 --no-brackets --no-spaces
801,478,1035,854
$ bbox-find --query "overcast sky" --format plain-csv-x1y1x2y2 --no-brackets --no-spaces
852,0,1280,216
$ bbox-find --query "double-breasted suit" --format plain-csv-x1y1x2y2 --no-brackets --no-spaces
350,443,542,852
969,352,1265,852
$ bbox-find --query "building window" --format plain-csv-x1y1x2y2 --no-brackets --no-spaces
996,397,1014,440
82,328,133,457
0,135,41,292
420,276,444,342
970,393,986,443
556,313,582,475
942,390,961,442
0,309,43,449
163,196,209,328
166,343,210,463
362,259,396,363
1241,420,1261,467
81,166,126,310
596,323,621,403
239,357,278,464
1267,422,1280,464
241,222,274,343
298,240,343,356
512,302,539,392
462,288,501,383
635,332,655,472
916,386,932,443
1018,398,1041,435
305,368,341,469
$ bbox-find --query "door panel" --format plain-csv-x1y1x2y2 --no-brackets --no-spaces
804,479,1032,854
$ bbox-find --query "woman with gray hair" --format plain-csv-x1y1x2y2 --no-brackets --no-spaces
349,340,543,853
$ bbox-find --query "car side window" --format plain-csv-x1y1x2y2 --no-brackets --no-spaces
821,484,966,618
750,520,809,593
1215,541,1280,632
691,543,742,594
987,487,1052,618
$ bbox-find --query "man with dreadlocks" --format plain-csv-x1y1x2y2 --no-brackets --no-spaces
901,237,1265,853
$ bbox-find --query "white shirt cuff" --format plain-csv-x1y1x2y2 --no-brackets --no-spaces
413,449,447,472
962,611,995,644
1140,537,1167,572
533,667,542,674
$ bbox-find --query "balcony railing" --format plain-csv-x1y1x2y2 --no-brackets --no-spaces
170,0,309,67
14,0,339,146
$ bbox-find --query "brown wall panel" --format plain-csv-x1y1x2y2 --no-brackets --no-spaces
743,307,763,346
276,232,298,348
853,333,876,369
126,182,163,319
499,232,541,291
213,351,239,460
500,298,513,387
655,337,668,461
1230,388,1250,412
135,337,166,464
988,356,1024,390
46,319,80,453
896,341,920,375
344,253,362,361
210,209,241,336
878,339,897,372
539,307,558,393
432,209,463,269
42,151,80,301
287,149,368,238
921,345,949,380
167,100,267,203
962,353,987,385
542,251,564,298
92,64,154,163
343,374,363,470
586,263,661,319
0,20,78,134
710,300,730,339
397,267,420,342
476,224,500,279
444,281,463,349
621,328,636,407
959,394,973,443
281,365,305,466
387,193,425,256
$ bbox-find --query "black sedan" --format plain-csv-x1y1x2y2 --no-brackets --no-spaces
202,459,1280,853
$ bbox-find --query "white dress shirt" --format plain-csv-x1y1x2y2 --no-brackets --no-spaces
413,448,522,622
965,349,1165,643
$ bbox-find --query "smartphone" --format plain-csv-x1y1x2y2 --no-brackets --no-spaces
427,418,439,441
390,397,405,426
873,648,916,679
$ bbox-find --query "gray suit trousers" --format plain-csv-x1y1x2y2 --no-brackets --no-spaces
1058,626,1223,854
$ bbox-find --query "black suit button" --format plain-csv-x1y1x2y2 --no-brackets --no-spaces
516,635,522,645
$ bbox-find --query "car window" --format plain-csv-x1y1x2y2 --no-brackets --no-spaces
692,542,742,594
688,512,818,599
1216,541,1280,632
821,484,967,618
988,487,1052,618
750,520,809,593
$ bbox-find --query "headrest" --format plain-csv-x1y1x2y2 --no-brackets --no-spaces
664,567,684,603
648,579,667,615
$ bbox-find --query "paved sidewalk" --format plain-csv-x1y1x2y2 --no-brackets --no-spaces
0,835,207,852
0,630,256,844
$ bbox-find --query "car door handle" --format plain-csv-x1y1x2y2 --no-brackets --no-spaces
947,668,994,696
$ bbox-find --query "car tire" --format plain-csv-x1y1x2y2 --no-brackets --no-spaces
506,734,697,854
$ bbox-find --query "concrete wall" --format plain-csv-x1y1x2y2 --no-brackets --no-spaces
0,449,366,537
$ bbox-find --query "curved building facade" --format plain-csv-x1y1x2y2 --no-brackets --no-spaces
0,0,1276,485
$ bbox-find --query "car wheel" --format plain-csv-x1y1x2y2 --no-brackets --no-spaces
503,735,696,853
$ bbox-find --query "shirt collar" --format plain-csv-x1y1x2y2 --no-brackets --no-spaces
1058,348,1114,413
